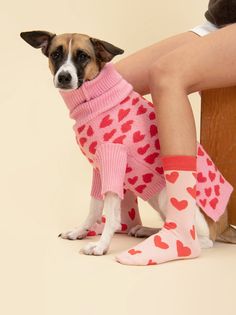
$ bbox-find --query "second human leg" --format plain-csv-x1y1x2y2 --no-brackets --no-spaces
114,31,200,96
148,23,236,156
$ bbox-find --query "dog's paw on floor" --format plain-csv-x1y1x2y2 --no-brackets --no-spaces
58,228,88,240
82,241,108,256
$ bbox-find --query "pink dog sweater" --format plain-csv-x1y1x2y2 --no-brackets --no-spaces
60,62,233,222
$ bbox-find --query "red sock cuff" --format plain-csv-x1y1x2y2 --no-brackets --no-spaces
161,155,197,171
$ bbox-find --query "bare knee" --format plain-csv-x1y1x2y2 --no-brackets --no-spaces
148,57,192,94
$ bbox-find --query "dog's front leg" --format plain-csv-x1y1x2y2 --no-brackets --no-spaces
83,192,121,255
59,197,104,240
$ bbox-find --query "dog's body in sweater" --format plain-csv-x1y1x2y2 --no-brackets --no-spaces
20,31,233,255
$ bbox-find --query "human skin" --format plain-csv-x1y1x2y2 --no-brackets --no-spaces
114,23,236,156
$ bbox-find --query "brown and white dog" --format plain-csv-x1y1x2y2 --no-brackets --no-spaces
20,31,214,255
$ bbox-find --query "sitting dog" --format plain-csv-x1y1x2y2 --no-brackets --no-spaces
20,31,233,256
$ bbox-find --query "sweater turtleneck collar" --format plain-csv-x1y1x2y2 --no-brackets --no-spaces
59,62,133,124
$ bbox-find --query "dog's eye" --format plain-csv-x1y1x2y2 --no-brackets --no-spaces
51,51,61,60
77,51,89,62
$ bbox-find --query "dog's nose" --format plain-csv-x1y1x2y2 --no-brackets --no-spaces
58,72,72,85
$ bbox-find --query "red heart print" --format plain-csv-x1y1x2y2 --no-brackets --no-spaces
126,165,132,173
210,198,218,209
103,129,116,141
128,176,138,185
144,152,159,164
132,97,139,105
147,101,154,108
133,131,145,143
100,115,113,128
155,139,160,150
220,175,225,184
190,225,196,240
198,147,205,156
135,185,147,193
149,112,156,120
113,135,126,144
187,185,196,198
143,173,153,183
156,166,164,174
147,259,157,265
79,137,87,147
118,108,130,122
200,199,207,207
137,144,150,155
150,125,158,137
209,171,216,182
128,248,142,255
87,230,96,236
163,222,177,230
120,96,130,104
128,208,136,220
214,185,220,196
137,105,147,115
176,240,191,257
89,141,97,154
121,120,134,133
87,126,94,136
102,216,106,223
196,190,200,196
121,223,128,231
166,172,179,183
77,124,85,133
207,158,213,166
171,198,188,211
205,187,212,197
197,172,207,183
154,235,169,249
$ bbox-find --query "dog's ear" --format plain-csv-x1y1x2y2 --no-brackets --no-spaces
20,31,56,57
89,37,124,63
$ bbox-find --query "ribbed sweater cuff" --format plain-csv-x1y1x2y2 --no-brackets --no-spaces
95,143,127,200
90,168,103,200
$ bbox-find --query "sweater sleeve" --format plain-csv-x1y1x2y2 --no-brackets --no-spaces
95,143,127,200
90,167,103,200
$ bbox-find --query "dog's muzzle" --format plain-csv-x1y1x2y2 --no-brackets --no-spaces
55,70,84,90
58,71,72,87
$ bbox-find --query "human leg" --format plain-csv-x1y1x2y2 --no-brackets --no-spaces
114,32,199,96
116,23,236,265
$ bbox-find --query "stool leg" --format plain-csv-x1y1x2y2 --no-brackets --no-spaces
201,87,236,242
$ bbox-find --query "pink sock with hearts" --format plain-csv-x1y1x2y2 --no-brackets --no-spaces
116,155,201,266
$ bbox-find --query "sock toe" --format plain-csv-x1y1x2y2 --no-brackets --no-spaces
115,249,143,266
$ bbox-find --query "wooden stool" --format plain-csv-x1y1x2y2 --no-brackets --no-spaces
201,87,236,243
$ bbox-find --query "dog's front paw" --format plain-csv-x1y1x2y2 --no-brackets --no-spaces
128,225,160,238
59,228,88,240
82,242,108,256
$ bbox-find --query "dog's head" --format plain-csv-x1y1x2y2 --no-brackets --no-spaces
20,31,124,91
